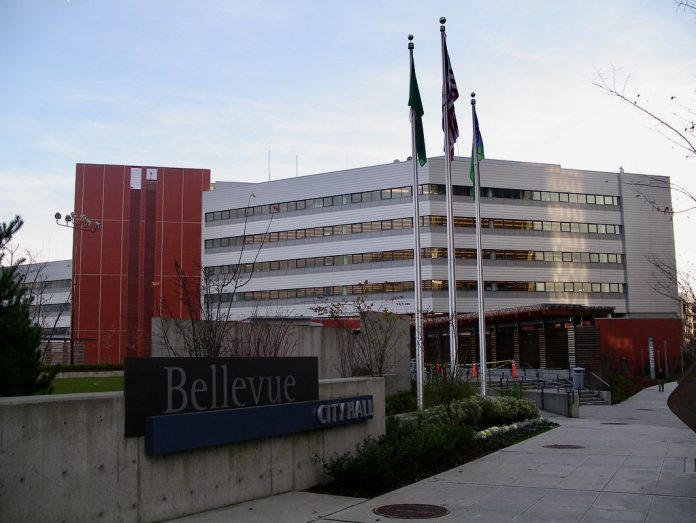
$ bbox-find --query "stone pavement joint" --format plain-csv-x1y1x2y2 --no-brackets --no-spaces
167,382,696,522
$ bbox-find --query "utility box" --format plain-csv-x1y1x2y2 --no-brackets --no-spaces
572,367,585,390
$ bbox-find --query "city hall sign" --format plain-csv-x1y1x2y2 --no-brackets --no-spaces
124,357,373,455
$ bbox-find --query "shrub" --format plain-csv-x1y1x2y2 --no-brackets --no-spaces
420,395,538,430
324,417,473,496
385,390,416,416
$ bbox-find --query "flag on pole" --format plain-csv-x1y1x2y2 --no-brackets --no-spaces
442,41,459,160
469,107,485,199
408,55,427,167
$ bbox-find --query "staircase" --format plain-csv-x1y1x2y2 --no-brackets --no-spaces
579,389,609,406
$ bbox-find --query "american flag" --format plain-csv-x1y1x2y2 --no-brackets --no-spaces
442,40,459,160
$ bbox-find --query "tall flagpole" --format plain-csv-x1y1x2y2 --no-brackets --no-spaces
408,34,425,411
471,93,487,395
440,17,459,373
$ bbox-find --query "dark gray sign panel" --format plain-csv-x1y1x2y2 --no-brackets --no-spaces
124,357,318,437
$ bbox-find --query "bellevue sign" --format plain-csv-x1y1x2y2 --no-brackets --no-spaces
124,357,373,455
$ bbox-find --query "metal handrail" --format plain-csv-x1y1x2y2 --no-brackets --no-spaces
585,371,611,393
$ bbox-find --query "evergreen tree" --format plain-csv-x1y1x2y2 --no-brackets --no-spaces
0,215,54,396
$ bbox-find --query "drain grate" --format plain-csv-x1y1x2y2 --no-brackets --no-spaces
543,444,585,449
373,504,450,519
601,422,628,425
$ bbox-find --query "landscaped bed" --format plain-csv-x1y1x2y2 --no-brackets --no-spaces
313,395,557,498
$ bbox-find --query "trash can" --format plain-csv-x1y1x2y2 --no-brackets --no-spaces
572,367,585,390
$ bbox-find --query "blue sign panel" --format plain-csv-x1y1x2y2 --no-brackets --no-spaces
145,395,373,455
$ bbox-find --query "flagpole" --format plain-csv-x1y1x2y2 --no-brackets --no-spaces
471,93,487,395
408,34,425,411
440,17,459,374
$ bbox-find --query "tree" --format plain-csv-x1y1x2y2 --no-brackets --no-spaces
155,196,297,358
311,282,409,377
0,216,55,396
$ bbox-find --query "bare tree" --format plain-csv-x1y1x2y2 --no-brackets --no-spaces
593,69,695,161
156,196,296,358
311,282,408,377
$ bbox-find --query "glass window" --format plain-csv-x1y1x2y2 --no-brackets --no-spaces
323,197,333,207
561,222,571,232
588,223,598,233
586,195,596,205
213,211,222,221
599,253,608,263
205,213,214,222
371,190,381,201
553,252,563,262
541,191,551,201
597,224,607,234
551,222,561,232
581,252,590,263
559,193,569,202
572,253,582,263
351,193,362,204
610,283,620,293
550,192,560,202
221,210,230,220
574,282,585,292
544,251,554,262
595,195,603,205
536,282,546,292
605,196,613,205
577,194,587,204
381,189,392,199
563,252,572,262
607,253,617,263
532,191,541,201
568,193,578,203
533,221,543,231
564,282,574,292
535,251,544,261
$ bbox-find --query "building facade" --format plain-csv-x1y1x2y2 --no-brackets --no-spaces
72,164,210,363
202,157,680,321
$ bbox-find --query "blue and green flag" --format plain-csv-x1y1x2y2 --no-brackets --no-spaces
470,108,484,199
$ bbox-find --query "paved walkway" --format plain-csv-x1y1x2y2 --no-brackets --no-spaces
168,382,696,522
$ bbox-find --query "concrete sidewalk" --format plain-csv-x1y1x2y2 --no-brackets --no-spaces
168,382,696,522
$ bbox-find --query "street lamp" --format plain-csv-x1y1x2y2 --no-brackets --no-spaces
54,211,101,233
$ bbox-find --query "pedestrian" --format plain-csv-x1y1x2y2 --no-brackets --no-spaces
656,367,666,392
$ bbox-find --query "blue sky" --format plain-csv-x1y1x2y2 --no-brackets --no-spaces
1,0,695,268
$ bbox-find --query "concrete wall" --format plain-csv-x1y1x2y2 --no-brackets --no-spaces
151,317,412,394
0,377,384,523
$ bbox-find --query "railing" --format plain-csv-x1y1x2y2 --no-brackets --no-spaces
584,371,612,394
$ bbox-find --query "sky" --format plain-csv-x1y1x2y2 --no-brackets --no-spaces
1,0,695,272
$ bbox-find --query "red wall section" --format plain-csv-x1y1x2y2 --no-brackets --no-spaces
596,318,683,377
73,164,210,364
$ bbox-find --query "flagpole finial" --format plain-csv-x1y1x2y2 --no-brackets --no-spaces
471,92,476,105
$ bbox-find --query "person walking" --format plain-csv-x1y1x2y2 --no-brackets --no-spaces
656,367,666,392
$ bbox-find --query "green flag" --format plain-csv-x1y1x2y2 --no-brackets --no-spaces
408,56,427,167
469,107,484,199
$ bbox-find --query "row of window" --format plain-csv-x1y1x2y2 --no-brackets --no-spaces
204,247,624,277
423,216,622,235
204,184,620,224
29,303,71,314
204,215,622,250
23,278,72,291
209,279,625,304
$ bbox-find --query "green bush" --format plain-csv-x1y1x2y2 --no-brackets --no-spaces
385,390,417,416
324,417,474,496
424,372,476,408
420,395,538,430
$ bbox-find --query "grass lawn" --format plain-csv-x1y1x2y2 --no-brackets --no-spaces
50,376,124,394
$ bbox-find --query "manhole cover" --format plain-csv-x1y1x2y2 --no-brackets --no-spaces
373,504,450,519
543,444,585,449
601,422,628,425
